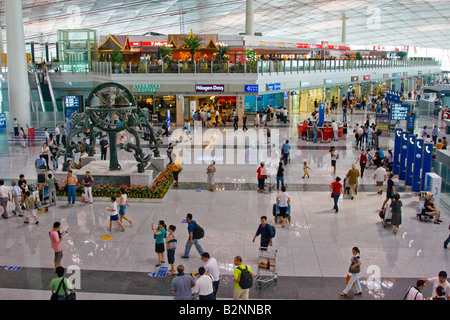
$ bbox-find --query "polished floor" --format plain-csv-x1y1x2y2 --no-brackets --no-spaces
0,109,448,300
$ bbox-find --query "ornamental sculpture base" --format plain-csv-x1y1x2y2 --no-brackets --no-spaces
71,160,154,187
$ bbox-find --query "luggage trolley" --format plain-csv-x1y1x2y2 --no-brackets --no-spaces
255,247,278,289
378,206,392,228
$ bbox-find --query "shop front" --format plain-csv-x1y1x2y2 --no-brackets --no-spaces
184,94,237,123
244,92,285,113
130,84,176,123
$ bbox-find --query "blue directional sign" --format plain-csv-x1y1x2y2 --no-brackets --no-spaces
267,83,281,91
0,113,6,129
245,85,259,93
318,103,325,127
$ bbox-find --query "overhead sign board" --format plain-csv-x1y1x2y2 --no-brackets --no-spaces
267,83,281,91
195,84,225,92
391,104,408,120
245,85,259,93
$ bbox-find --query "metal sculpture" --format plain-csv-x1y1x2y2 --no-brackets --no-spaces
63,82,162,173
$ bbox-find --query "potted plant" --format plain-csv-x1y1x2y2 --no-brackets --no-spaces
110,50,123,73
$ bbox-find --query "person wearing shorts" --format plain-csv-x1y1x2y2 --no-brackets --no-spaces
152,220,167,267
107,197,125,232
50,222,65,269
165,225,177,275
118,188,133,227
276,186,290,228
374,164,386,195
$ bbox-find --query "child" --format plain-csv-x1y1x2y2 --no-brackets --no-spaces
165,225,177,276
303,161,311,179
107,196,125,232
24,191,39,225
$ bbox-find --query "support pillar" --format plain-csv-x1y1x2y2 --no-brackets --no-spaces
341,12,347,44
5,0,31,128
246,0,254,36
176,94,184,124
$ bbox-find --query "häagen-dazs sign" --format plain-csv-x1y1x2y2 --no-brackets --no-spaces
195,84,225,92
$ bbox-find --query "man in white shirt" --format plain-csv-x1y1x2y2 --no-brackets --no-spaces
421,271,450,300
201,252,221,297
355,125,364,149
55,125,61,146
194,267,215,300
332,120,339,141
403,280,425,300
0,180,10,219
374,164,387,195
276,186,290,228
10,181,23,217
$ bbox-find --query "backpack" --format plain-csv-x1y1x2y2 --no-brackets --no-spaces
192,222,204,240
238,266,253,289
269,224,276,238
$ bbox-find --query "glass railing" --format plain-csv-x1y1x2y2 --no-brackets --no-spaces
34,58,441,76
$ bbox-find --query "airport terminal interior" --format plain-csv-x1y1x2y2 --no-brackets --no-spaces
0,0,449,302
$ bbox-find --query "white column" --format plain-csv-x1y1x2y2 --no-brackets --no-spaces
5,0,31,127
246,0,254,36
341,12,347,44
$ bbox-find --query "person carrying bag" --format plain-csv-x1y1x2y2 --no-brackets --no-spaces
50,266,76,301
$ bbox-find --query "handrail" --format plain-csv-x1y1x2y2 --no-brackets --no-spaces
33,71,46,112
25,58,442,76
46,73,58,127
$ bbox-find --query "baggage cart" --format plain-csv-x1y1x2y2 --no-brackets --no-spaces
255,247,278,289
379,207,392,228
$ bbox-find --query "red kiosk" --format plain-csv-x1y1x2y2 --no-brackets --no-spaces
298,121,344,141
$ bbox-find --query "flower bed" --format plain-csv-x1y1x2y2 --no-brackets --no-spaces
56,166,178,199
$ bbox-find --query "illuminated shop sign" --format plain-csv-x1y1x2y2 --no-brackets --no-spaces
130,41,168,47
132,84,162,93
195,84,225,92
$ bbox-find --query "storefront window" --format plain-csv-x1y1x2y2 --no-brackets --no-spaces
256,93,285,112
135,95,176,122
244,95,257,113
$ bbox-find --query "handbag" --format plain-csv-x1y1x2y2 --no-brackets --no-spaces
50,278,76,301
61,278,77,300
348,263,360,274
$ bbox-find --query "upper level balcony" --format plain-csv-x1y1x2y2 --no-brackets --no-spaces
46,58,441,77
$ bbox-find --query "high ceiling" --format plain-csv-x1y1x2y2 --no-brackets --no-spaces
2,0,450,49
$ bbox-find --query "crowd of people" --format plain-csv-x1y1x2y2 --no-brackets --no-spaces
3,85,449,301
